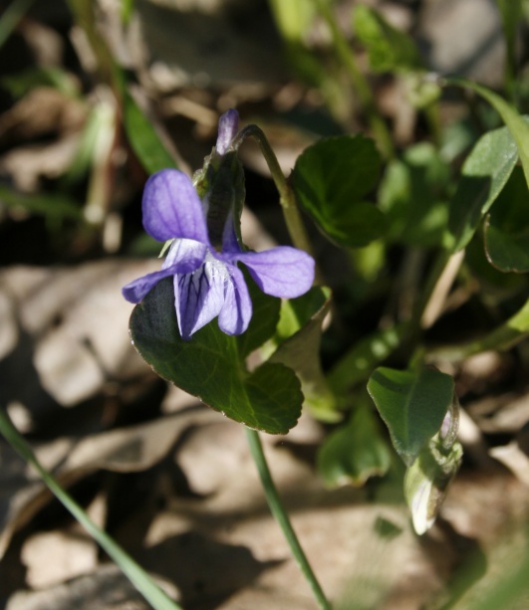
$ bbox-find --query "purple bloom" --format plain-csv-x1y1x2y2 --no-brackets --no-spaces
123,115,314,340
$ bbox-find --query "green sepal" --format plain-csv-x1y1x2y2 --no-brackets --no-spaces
193,150,245,250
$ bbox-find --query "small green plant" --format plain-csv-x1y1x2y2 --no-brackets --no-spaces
2,0,529,608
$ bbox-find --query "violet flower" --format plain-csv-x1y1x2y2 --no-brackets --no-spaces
123,112,315,340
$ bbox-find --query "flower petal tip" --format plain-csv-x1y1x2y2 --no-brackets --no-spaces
216,109,239,155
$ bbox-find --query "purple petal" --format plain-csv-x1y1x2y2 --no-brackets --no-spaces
236,247,315,299
215,109,239,155
123,268,182,304
142,169,209,243
174,253,229,340
218,264,252,335
122,239,207,303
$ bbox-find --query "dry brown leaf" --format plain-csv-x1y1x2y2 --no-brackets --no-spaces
6,563,176,610
21,529,98,589
469,393,529,434
0,88,86,147
0,261,159,408
0,134,81,192
0,407,216,559
490,442,529,487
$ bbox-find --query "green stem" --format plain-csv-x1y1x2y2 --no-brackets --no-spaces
314,0,394,159
233,125,316,257
427,297,529,363
0,408,184,610
245,428,332,610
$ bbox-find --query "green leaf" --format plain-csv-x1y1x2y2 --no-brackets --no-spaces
367,367,454,466
0,0,35,49
448,124,519,252
379,143,451,247
485,223,529,274
130,277,302,434
270,287,339,422
484,166,529,273
450,80,529,189
274,285,328,341
327,323,409,402
353,5,423,73
123,91,177,174
1,66,79,99
292,135,386,247
121,0,135,24
268,0,315,42
317,401,391,487
465,234,525,293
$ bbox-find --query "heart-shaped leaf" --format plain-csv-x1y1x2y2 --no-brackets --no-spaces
367,367,455,465
130,277,302,434
292,135,386,247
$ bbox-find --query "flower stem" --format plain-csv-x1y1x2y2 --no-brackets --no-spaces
233,125,314,257
245,428,332,610
0,408,184,610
